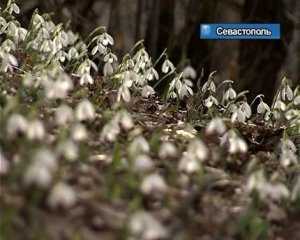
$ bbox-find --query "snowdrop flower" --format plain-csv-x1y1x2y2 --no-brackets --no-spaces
274,100,286,111
206,117,226,135
281,84,293,101
55,104,74,126
145,67,159,81
99,32,114,46
103,62,114,76
187,139,208,161
57,140,78,161
44,75,73,99
24,149,57,188
227,131,248,154
162,59,175,74
0,150,9,175
71,123,88,141
204,95,218,108
178,79,193,99
133,154,154,172
26,119,45,140
223,87,237,102
141,173,168,196
293,96,300,105
257,99,270,115
0,51,18,73
279,138,298,167
117,76,132,102
141,85,155,98
100,119,120,142
24,165,53,188
202,80,216,93
75,99,95,121
182,65,196,79
158,142,177,159
119,110,134,131
48,182,77,209
7,114,28,138
178,153,201,174
67,47,79,61
231,108,247,123
79,73,94,85
8,3,20,15
129,211,168,240
129,136,150,157
246,170,289,201
240,101,252,118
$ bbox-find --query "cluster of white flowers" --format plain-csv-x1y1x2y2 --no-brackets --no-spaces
247,170,290,202
178,139,208,174
48,182,77,209
221,130,248,154
279,138,298,167
100,110,134,142
6,114,46,141
24,148,57,188
167,67,194,100
129,211,168,240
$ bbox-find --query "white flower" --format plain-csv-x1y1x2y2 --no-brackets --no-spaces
0,51,18,73
162,59,175,74
178,79,193,99
141,173,168,196
55,104,73,125
57,140,78,161
231,108,246,123
281,84,293,101
100,119,120,142
145,67,159,81
133,154,154,172
119,110,134,131
24,165,52,188
71,123,88,141
202,80,216,93
187,139,208,161
24,149,57,188
75,99,95,121
129,136,150,157
227,131,248,154
178,153,201,174
257,100,270,114
206,118,226,135
204,95,218,108
129,211,168,240
158,142,177,159
293,96,300,105
117,77,132,102
44,74,73,99
223,87,237,101
7,114,28,137
182,65,196,79
99,33,114,46
79,73,94,85
103,62,114,76
280,138,298,167
26,120,45,140
48,183,77,209
274,100,286,111
0,150,9,175
240,101,252,118
141,85,155,98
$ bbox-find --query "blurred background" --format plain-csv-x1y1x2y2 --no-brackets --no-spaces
2,0,300,103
